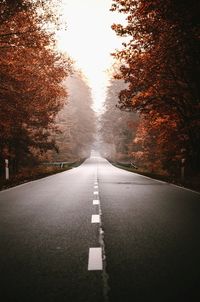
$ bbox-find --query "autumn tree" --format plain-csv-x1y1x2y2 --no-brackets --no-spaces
0,0,71,174
51,72,96,161
100,78,138,161
131,112,182,175
111,0,200,174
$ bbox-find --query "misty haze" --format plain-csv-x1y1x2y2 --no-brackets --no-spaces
0,1,199,302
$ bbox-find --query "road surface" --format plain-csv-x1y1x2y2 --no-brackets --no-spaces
0,155,200,301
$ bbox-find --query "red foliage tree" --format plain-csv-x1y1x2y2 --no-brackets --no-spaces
111,0,200,174
0,0,71,173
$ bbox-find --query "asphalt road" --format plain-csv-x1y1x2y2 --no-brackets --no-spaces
0,155,200,302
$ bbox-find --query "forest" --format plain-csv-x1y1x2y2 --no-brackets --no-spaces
0,0,199,189
100,0,200,183
0,0,96,186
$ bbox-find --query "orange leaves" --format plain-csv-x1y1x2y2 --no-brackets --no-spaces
110,0,200,173
0,1,71,171
131,113,181,174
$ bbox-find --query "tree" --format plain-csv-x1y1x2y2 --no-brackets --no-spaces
51,72,96,161
0,0,71,174
111,0,200,174
132,111,182,175
100,78,138,161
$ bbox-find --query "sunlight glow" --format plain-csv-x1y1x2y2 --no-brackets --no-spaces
56,0,126,113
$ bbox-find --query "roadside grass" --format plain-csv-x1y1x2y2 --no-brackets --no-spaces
109,160,200,193
0,159,85,191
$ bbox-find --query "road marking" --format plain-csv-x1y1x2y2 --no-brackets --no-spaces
94,191,98,195
91,214,100,223
93,199,100,205
88,247,103,271
94,182,98,185
94,185,98,189
100,227,104,235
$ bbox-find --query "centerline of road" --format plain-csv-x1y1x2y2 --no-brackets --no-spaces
91,214,101,223
88,171,103,271
88,248,103,271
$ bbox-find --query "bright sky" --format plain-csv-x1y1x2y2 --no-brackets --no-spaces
56,0,126,113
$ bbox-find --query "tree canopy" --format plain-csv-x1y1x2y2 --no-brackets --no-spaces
111,0,200,174
100,78,138,161
0,0,72,173
51,72,96,161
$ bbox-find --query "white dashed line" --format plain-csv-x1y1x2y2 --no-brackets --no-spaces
88,247,103,271
88,169,103,272
91,214,100,223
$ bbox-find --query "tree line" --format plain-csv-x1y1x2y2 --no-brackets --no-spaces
0,1,96,178
100,78,138,162
107,0,200,177
0,0,70,174
51,72,96,162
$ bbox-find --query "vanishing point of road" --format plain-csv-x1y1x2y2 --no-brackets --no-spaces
0,155,200,302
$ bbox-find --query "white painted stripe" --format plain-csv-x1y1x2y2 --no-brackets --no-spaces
91,214,100,223
94,182,98,185
94,185,98,189
93,199,100,205
88,248,103,270
93,191,98,195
